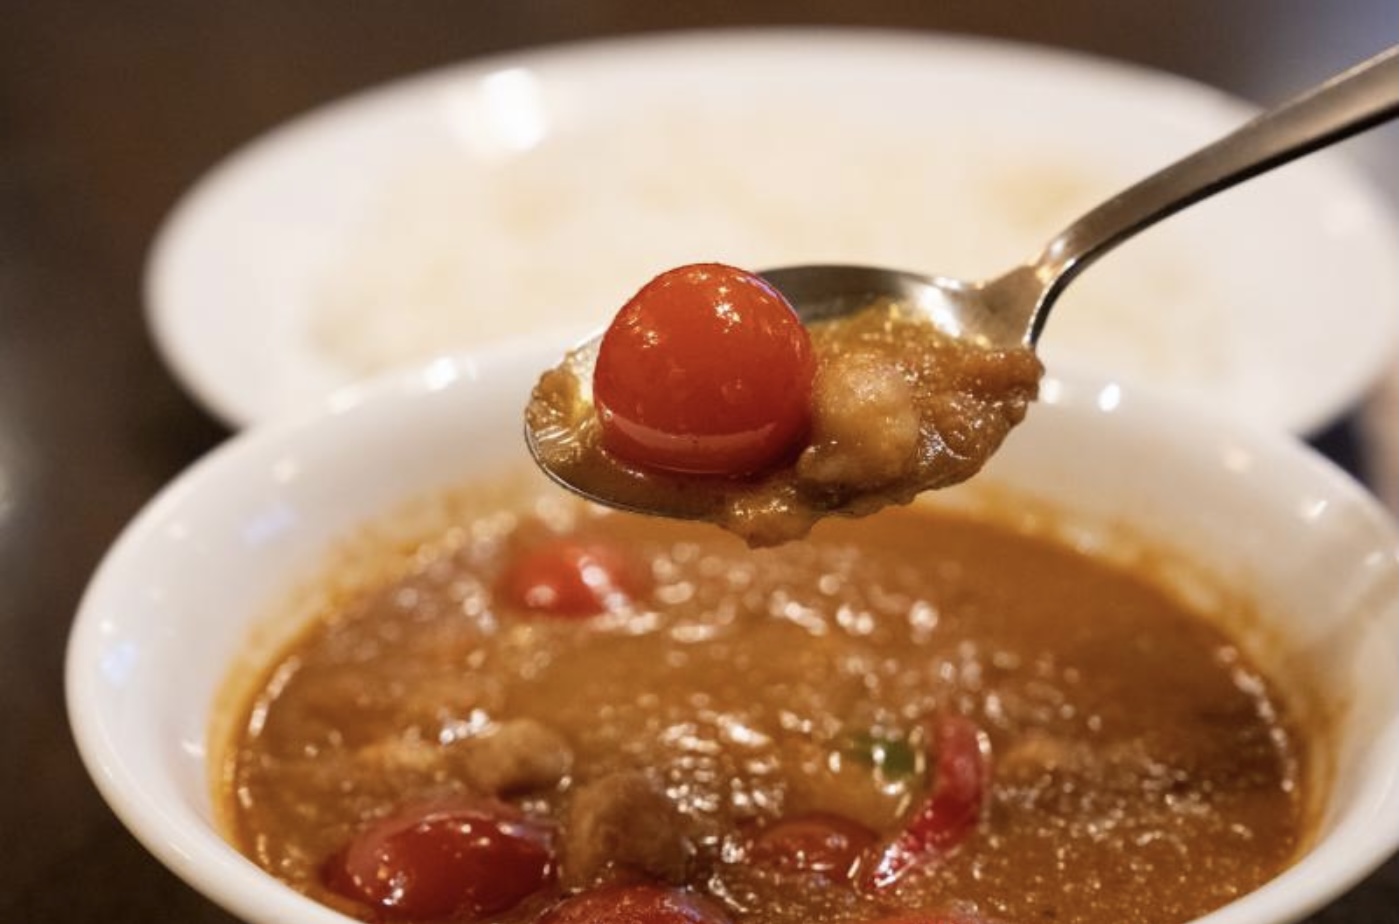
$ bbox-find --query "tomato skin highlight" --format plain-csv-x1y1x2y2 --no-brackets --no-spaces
593,263,815,476
747,812,877,879
497,536,649,617
538,882,733,924
323,798,555,920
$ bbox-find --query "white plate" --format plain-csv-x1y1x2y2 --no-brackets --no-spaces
147,28,1399,432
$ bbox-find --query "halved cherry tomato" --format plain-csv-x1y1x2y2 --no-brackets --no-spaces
747,812,877,879
538,882,733,924
323,798,555,920
593,263,815,476
497,536,648,617
861,715,990,890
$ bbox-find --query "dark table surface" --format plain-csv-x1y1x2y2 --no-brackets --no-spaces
2,2,1396,921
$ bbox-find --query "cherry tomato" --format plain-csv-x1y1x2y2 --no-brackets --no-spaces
861,715,990,890
866,914,994,924
497,536,649,617
747,812,877,879
539,882,733,924
593,263,815,476
323,798,555,920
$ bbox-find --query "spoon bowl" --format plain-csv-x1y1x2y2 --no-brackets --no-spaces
757,264,1022,348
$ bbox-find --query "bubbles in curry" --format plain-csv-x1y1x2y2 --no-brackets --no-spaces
219,484,1306,924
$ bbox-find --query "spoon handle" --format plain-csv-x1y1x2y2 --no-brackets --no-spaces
1022,45,1399,342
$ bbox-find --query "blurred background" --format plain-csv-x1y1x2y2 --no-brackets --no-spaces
2,2,1395,921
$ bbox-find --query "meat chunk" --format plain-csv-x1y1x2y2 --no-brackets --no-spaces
355,734,444,776
453,718,574,795
561,770,694,888
354,718,573,796
798,350,921,490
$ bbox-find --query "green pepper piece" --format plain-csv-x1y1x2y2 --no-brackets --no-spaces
846,730,922,782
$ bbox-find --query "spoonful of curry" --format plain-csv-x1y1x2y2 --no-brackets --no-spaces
525,46,1398,547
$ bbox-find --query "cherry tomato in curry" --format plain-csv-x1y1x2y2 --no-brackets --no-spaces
323,798,555,920
539,882,733,924
862,715,989,890
747,812,877,879
497,536,648,617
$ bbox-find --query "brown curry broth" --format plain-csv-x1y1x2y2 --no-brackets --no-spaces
224,498,1304,924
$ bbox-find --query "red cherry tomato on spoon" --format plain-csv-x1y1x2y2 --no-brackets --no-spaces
593,263,815,476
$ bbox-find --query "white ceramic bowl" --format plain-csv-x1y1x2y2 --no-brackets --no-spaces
68,340,1399,924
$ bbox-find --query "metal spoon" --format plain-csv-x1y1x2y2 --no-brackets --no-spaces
759,45,1398,351
527,46,1398,515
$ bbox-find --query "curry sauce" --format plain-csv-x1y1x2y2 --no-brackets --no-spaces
220,487,1305,924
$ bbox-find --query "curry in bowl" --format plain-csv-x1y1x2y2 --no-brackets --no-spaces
218,475,1307,924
